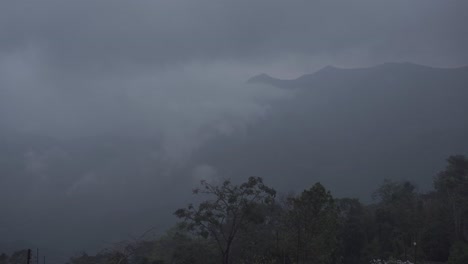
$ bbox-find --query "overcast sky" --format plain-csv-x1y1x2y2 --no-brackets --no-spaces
2,0,468,75
1,0,467,140
1,0,468,258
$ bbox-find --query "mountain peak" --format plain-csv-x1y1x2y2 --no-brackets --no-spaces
312,65,341,76
247,73,277,84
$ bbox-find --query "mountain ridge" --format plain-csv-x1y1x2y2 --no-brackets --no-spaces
248,62,468,89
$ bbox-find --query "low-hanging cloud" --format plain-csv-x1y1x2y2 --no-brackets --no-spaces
2,0,466,149
0,50,286,154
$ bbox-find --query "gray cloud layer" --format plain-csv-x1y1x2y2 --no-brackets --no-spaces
2,0,467,139
1,0,467,75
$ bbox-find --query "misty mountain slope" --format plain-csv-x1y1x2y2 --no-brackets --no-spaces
193,63,468,199
0,73,285,254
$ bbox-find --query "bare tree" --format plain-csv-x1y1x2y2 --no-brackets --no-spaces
174,177,276,264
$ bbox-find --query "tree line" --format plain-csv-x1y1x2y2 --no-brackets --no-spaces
2,155,467,264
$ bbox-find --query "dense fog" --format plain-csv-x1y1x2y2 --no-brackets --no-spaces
1,0,467,263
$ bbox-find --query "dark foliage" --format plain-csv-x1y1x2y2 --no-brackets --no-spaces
5,155,466,264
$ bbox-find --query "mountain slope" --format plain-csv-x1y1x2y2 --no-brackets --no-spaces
195,63,468,199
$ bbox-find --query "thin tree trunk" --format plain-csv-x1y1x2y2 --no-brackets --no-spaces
222,251,229,264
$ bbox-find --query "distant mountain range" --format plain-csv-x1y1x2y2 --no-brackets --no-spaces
248,62,468,89
195,63,468,198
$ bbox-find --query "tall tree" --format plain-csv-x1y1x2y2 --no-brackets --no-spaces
372,180,421,260
232,202,286,263
286,182,338,264
336,198,366,264
419,191,452,261
434,155,468,242
174,177,276,264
